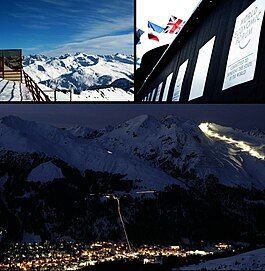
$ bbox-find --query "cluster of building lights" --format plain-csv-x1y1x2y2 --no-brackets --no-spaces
0,241,234,271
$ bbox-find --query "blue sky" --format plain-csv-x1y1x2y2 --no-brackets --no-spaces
0,0,133,56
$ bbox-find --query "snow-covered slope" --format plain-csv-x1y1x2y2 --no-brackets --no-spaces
0,115,178,191
0,115,264,190
27,161,64,183
96,115,265,189
0,115,265,246
42,86,133,102
23,53,134,101
180,248,265,270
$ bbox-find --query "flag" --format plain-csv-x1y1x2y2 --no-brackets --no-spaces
148,21,164,33
148,33,160,42
163,16,185,34
148,21,164,42
135,28,144,44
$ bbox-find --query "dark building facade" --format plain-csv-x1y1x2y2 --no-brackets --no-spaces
136,0,265,103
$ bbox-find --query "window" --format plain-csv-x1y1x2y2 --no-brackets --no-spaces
172,59,189,102
162,73,173,102
189,36,216,101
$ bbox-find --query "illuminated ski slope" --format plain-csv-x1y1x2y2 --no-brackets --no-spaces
199,123,265,160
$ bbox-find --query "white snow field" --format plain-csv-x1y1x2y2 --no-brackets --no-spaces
27,161,64,183
0,79,32,101
96,115,265,190
179,248,265,270
23,53,134,101
38,84,133,102
0,116,179,191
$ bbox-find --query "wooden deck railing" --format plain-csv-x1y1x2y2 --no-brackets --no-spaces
23,70,51,102
42,89,73,102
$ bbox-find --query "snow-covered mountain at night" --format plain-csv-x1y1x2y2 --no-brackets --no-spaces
0,114,264,250
0,114,264,190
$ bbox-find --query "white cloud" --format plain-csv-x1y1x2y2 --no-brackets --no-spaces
44,33,133,56
73,15,133,42
39,0,71,7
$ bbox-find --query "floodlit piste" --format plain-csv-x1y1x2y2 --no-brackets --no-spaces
199,122,265,160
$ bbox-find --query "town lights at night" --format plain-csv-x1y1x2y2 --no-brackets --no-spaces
0,241,237,271
199,123,265,160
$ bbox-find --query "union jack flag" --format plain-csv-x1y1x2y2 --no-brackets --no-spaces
163,16,185,34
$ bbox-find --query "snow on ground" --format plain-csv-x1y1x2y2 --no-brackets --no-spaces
96,115,265,190
0,116,180,191
23,53,133,90
27,161,64,183
1,115,265,190
179,248,265,270
0,79,32,101
23,53,134,101
38,83,133,101
0,79,133,102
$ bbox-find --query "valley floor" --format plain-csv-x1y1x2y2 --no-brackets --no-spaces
0,241,256,271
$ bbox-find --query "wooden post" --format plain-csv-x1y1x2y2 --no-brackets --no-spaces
20,49,23,83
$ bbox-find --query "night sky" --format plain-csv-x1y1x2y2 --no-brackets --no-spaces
0,104,264,131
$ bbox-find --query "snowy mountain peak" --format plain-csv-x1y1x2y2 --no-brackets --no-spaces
117,114,161,135
1,115,52,133
65,126,94,138
0,115,264,190
160,114,196,128
56,53,72,60
23,53,134,101
127,114,157,125
1,115,23,124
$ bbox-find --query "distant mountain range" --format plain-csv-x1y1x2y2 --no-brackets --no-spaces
23,53,134,101
0,115,264,244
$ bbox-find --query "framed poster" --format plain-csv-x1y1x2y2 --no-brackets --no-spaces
189,36,216,101
223,0,265,90
172,59,189,101
162,73,173,101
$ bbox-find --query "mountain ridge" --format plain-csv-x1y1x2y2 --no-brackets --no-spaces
0,114,264,190
0,115,265,245
23,53,133,92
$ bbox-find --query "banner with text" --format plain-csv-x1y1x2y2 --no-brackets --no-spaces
223,0,265,90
